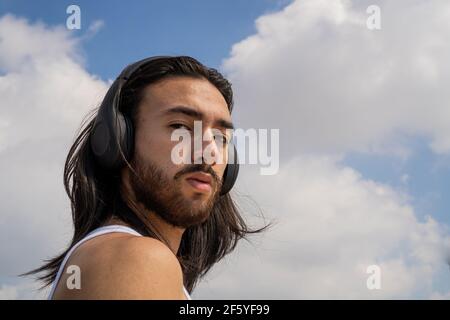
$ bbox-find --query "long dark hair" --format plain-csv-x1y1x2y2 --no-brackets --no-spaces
23,56,272,294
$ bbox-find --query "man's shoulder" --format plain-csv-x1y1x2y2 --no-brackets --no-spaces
58,232,184,299
93,232,178,263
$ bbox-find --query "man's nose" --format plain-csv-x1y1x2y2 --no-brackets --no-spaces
191,128,221,165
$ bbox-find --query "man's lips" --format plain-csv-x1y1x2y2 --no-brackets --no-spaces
185,172,213,193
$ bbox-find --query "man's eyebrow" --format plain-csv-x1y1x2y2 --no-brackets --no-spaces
163,105,234,130
215,118,234,130
164,105,202,119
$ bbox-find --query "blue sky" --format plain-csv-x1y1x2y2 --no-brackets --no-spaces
3,0,448,229
345,136,450,225
0,0,449,299
0,0,290,77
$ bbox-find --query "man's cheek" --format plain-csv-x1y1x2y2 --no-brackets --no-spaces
214,165,226,185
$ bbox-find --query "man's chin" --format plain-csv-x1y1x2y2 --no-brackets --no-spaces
181,186,217,203
180,197,216,224
183,198,214,215
169,208,211,228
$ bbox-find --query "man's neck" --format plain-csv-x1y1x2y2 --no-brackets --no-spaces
141,207,186,254
105,201,185,255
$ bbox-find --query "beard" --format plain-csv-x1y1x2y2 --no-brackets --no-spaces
129,154,222,228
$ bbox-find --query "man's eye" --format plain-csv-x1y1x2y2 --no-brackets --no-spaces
170,123,191,131
215,134,229,146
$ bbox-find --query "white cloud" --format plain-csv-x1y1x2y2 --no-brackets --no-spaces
430,291,450,300
0,281,49,300
0,284,18,300
195,156,450,299
0,14,107,152
223,0,450,158
83,20,105,40
0,14,107,297
192,0,450,299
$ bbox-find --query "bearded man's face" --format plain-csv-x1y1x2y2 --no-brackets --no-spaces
125,76,232,228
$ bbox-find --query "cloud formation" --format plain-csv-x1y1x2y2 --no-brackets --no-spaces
223,0,450,158
197,156,450,298
193,0,450,299
0,14,107,298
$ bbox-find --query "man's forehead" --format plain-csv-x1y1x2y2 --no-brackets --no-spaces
139,77,231,120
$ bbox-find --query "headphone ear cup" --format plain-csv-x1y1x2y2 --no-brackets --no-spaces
91,118,111,163
121,114,134,162
90,110,131,169
220,143,239,195
107,112,132,168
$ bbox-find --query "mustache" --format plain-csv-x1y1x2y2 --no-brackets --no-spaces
174,164,221,186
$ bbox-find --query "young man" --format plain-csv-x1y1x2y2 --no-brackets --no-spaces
27,56,268,299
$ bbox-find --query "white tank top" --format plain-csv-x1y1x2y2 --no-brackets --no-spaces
48,225,192,300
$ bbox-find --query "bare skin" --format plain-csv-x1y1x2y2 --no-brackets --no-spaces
52,76,232,299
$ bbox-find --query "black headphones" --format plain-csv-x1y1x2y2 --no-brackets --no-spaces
90,56,239,195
